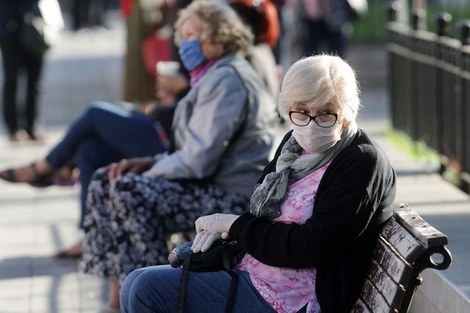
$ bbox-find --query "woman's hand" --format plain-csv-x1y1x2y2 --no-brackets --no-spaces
107,157,155,182
195,213,239,234
156,73,188,106
191,231,221,253
191,214,239,252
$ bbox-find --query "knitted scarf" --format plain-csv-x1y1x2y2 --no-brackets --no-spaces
250,124,358,218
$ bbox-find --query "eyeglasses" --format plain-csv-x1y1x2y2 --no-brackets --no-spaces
289,111,338,128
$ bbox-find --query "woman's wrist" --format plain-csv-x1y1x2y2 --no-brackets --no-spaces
228,212,255,239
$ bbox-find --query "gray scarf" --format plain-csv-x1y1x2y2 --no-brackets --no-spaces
250,124,358,218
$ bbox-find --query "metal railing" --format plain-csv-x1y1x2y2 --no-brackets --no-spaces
386,3,470,191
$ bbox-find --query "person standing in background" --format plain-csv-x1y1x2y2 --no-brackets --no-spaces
71,0,108,31
271,0,285,65
71,0,90,31
295,0,355,58
0,0,46,142
88,0,108,29
229,0,281,102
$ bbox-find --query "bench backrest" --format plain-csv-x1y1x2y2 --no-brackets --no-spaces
352,203,452,313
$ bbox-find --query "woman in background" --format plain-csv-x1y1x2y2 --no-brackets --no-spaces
80,1,276,312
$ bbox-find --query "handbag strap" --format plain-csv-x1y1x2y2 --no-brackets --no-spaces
224,271,239,313
177,252,192,313
177,250,239,313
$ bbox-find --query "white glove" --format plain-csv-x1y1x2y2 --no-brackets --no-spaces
191,231,221,253
195,213,239,234
191,214,239,253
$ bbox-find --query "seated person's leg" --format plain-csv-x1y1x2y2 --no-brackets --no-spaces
106,174,249,263
79,167,120,273
76,138,127,229
84,101,169,156
0,101,168,185
120,266,277,313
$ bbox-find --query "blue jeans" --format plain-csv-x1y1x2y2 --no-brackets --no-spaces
45,101,167,228
120,266,277,313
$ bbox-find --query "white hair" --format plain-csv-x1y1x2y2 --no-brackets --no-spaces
278,55,361,127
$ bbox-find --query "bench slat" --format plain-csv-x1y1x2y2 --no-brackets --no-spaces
358,239,412,310
351,298,373,312
381,219,426,263
366,257,407,307
356,279,398,313
370,239,413,280
373,239,414,286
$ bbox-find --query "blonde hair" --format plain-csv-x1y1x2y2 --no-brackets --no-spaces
174,0,253,58
278,55,361,127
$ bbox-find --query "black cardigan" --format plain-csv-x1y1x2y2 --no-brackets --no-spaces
229,129,397,313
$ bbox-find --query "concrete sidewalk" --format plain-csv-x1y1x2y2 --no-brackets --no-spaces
0,9,469,313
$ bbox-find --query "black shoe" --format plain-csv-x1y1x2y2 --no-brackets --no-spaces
8,132,20,142
25,130,45,142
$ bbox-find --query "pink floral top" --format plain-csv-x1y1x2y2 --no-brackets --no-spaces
236,161,332,313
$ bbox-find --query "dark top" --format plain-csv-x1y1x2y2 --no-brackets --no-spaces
0,0,38,41
230,129,397,313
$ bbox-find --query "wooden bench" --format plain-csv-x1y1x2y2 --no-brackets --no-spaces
352,202,452,313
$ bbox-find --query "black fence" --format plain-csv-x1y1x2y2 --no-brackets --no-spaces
386,3,470,191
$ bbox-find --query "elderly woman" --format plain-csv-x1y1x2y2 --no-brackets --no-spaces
78,1,276,312
119,54,397,313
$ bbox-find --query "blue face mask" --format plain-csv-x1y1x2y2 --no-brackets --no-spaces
178,39,206,71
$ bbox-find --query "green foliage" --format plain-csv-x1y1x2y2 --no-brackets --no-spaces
351,2,390,43
350,1,470,43
425,5,470,39
385,130,440,171
386,129,464,189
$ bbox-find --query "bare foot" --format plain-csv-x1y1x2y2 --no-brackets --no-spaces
53,166,79,186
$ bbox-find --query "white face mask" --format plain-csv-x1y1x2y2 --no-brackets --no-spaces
292,122,342,154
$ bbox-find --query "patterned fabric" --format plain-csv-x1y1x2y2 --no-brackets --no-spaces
238,161,332,313
79,168,249,283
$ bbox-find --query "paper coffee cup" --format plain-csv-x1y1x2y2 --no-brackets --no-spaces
156,61,180,76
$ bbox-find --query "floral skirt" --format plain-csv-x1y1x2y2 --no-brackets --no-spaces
79,168,249,283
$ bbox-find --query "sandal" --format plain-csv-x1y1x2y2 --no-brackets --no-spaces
0,168,18,182
53,250,82,259
0,163,53,187
29,172,78,188
29,173,54,188
0,163,38,182
53,241,83,259
0,163,78,188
